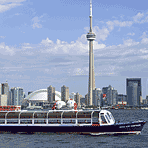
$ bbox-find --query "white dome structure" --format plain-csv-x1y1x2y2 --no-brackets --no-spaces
25,89,61,101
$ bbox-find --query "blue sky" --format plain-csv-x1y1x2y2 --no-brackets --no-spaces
1,0,148,99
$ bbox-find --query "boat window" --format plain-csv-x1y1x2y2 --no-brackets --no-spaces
20,112,33,118
48,119,61,124
78,119,91,124
62,112,76,118
48,112,62,118
34,112,47,118
77,112,91,118
7,112,20,119
101,114,107,123
20,119,32,124
107,113,111,120
0,112,7,119
93,111,99,118
7,119,18,124
63,119,76,124
34,119,46,124
110,114,115,122
0,120,5,124
105,115,110,123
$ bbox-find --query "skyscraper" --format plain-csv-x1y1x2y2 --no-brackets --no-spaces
93,88,102,106
86,0,96,105
61,85,69,102
10,87,24,105
126,78,142,106
47,85,55,103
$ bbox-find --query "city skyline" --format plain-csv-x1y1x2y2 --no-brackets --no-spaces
1,0,148,98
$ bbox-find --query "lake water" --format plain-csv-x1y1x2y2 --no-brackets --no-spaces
0,109,148,148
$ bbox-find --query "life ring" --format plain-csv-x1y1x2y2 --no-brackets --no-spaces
15,108,19,111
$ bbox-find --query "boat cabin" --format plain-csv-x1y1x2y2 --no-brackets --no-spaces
0,110,115,125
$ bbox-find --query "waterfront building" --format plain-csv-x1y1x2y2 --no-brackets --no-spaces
101,85,118,106
86,0,96,106
0,83,10,105
112,89,118,105
61,85,69,102
126,78,142,106
80,97,87,106
85,94,88,105
117,94,127,101
93,88,102,106
107,85,113,106
101,87,108,106
117,94,127,105
10,87,24,105
0,95,7,106
142,99,147,105
47,85,55,103
74,92,81,107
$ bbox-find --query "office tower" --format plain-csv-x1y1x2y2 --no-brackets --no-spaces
85,94,88,105
93,88,102,106
101,85,118,106
10,87,24,105
74,92,81,107
126,78,142,106
117,94,127,103
61,85,69,102
107,85,113,106
47,85,55,103
0,83,9,106
86,0,96,106
112,89,118,105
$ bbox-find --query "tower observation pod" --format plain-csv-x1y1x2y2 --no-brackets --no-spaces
86,0,96,106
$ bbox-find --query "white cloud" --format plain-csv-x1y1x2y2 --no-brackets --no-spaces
123,39,139,47
0,0,25,13
133,12,144,22
0,42,15,56
40,37,53,46
0,0,25,4
106,20,133,30
0,36,5,39
127,33,135,36
141,38,148,44
32,16,42,29
140,32,147,39
140,32,148,44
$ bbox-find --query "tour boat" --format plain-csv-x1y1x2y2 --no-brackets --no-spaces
0,109,146,135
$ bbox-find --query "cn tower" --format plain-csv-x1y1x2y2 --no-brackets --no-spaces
86,0,96,106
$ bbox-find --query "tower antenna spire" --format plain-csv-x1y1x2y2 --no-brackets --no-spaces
90,0,92,17
89,0,93,32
